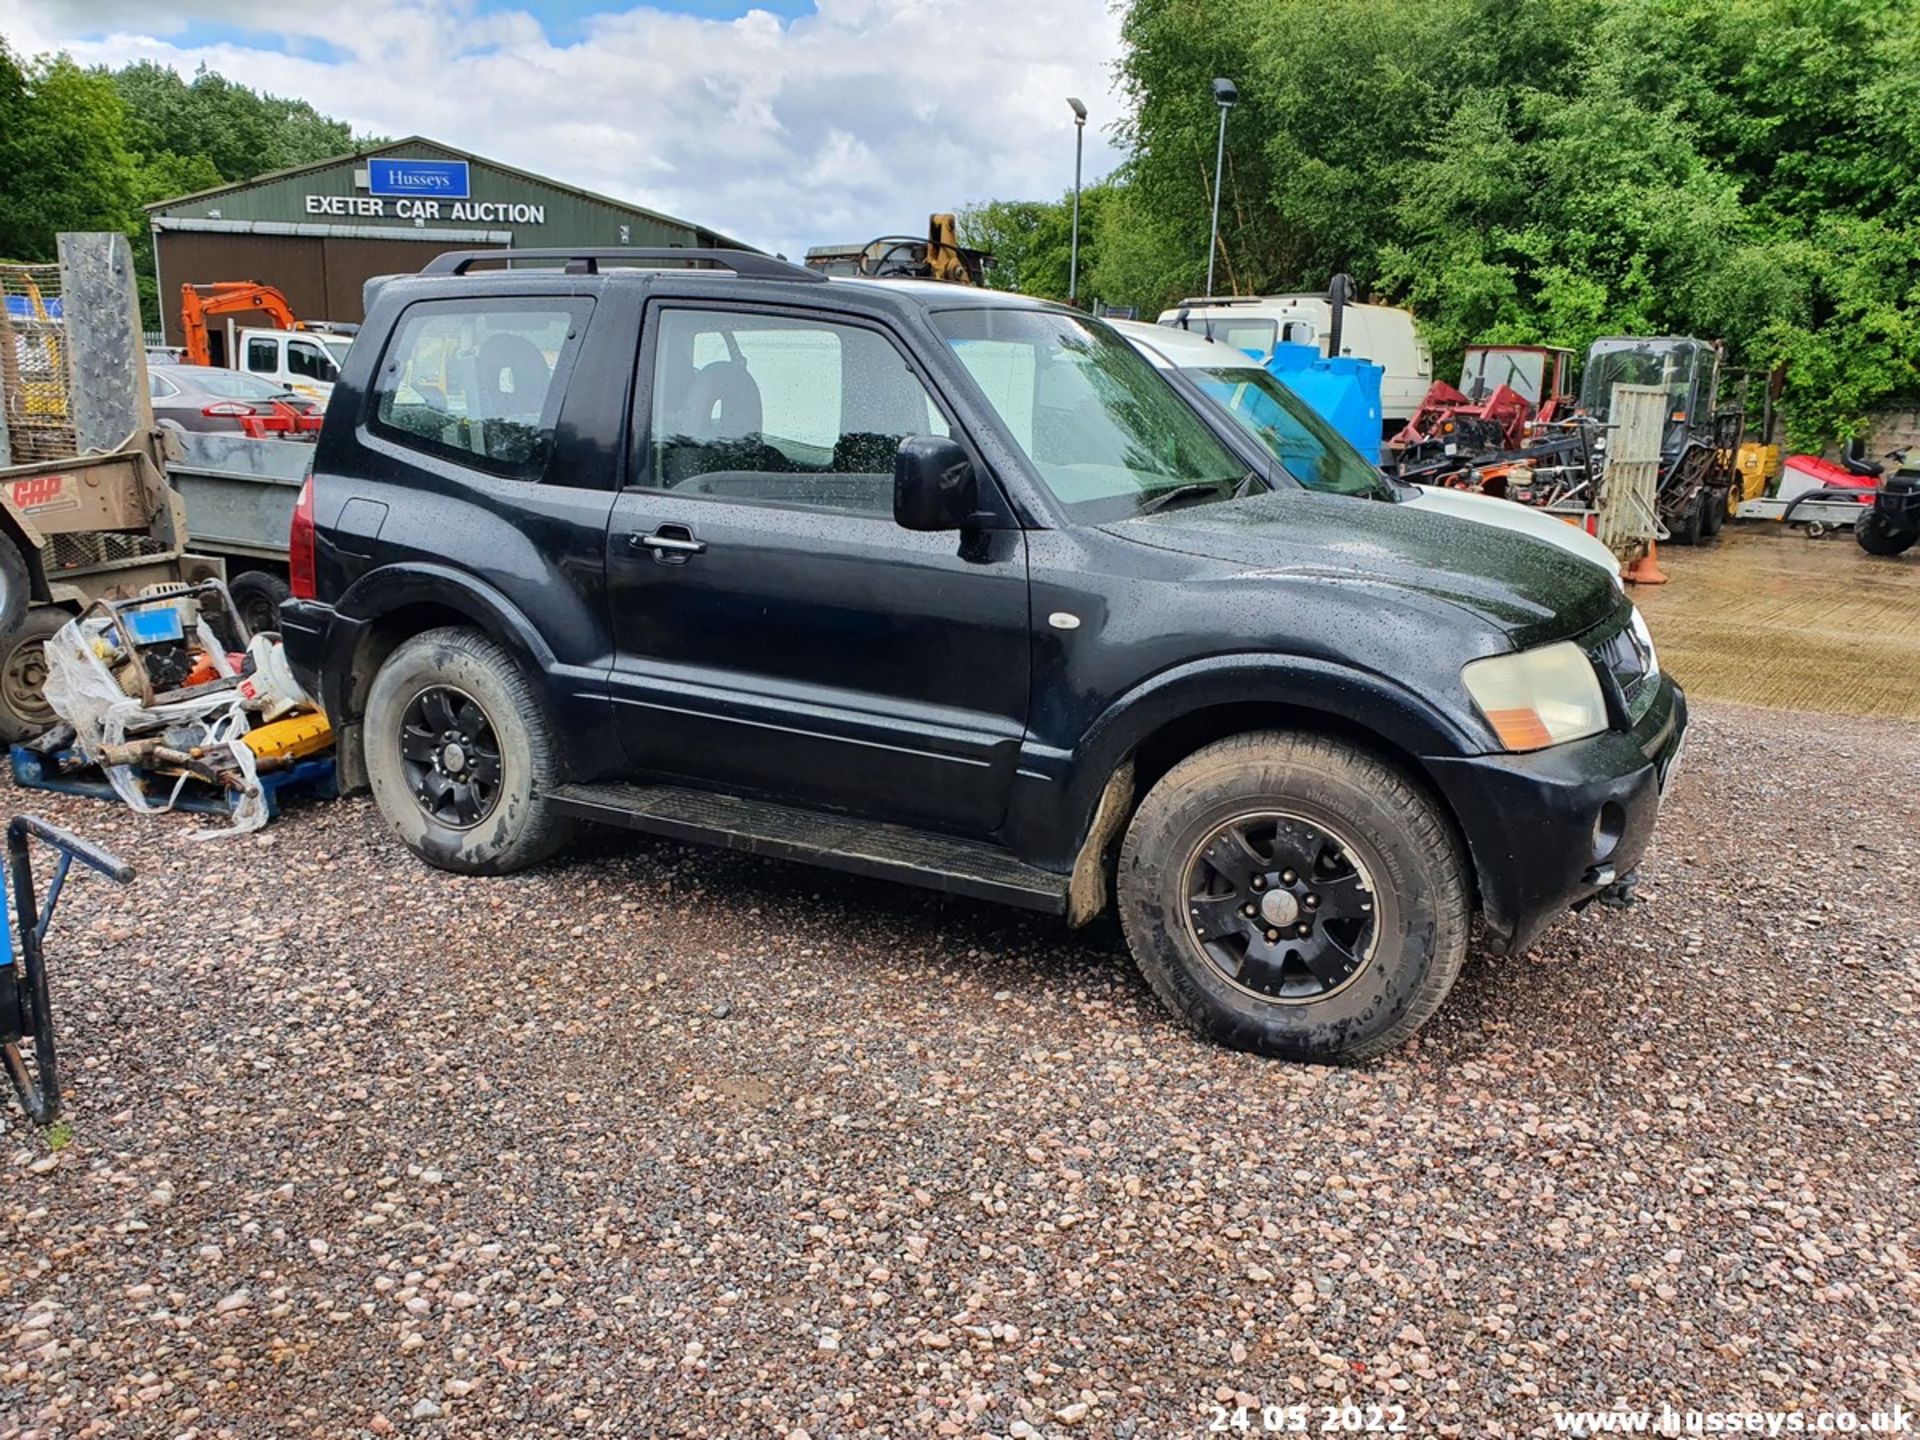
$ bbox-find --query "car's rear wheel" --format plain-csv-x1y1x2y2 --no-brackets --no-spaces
1116,732,1470,1063
364,626,574,874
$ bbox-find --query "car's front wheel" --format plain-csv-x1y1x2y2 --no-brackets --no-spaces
1116,732,1470,1063
364,627,574,874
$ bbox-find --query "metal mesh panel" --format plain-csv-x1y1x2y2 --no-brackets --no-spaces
45,531,170,571
0,263,78,462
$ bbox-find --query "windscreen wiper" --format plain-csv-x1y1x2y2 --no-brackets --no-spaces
1137,477,1247,516
1136,482,1227,515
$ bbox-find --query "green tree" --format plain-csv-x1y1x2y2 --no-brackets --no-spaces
0,44,366,324
0,46,136,262
1075,0,1920,444
112,61,356,183
958,183,1116,302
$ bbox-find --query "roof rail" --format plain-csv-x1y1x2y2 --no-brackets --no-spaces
1175,295,1263,307
420,247,825,282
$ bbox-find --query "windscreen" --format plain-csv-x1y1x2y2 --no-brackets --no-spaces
1190,366,1393,499
1460,349,1546,405
1200,317,1278,356
1580,341,1699,421
936,308,1245,521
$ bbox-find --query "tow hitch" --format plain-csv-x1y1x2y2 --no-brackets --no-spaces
1595,869,1641,909
1,816,134,1126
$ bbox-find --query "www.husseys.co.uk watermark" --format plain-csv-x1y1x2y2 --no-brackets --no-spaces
1551,1403,1913,1435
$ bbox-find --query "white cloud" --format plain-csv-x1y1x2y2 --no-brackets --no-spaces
0,0,1128,258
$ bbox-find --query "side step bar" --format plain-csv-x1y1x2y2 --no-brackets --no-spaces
548,782,1069,914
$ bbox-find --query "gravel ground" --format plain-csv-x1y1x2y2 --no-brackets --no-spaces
3,697,1916,1439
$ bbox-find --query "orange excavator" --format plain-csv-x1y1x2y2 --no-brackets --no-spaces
179,282,300,367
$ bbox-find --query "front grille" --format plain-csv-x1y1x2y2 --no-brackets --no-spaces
1585,611,1655,720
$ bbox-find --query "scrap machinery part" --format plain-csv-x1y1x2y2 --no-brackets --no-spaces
0,813,134,1126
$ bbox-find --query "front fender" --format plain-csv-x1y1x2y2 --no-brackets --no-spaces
1006,654,1486,870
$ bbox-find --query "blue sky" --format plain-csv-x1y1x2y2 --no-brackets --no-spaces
2,0,1126,259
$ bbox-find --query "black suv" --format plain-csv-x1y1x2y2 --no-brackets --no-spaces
282,248,1686,1063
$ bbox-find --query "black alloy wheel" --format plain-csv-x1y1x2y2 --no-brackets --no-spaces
399,685,502,828
1183,812,1378,1003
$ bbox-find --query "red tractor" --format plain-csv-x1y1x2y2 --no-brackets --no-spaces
1391,344,1576,462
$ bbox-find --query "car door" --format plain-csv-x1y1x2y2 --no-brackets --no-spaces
604,300,1031,837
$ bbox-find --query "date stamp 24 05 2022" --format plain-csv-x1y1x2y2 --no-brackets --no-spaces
1207,1402,1411,1434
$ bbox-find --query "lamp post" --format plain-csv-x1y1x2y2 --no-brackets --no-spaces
1067,96,1087,305
1206,77,1238,298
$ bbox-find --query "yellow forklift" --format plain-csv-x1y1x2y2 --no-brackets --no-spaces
802,214,991,286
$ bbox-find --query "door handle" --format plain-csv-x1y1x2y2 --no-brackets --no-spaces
631,524,706,560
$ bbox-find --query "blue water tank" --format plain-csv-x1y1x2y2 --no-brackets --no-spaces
1256,342,1385,464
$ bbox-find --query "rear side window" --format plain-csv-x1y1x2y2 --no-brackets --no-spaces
370,299,589,480
246,336,278,373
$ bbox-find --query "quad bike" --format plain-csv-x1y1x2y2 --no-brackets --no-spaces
1854,446,1920,556
2,815,133,1125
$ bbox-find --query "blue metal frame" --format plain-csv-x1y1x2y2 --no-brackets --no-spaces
2,815,134,1125
9,746,338,820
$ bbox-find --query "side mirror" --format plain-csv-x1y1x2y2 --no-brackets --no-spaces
894,435,977,531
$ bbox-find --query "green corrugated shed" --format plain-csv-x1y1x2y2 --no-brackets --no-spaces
147,136,758,340
148,135,751,251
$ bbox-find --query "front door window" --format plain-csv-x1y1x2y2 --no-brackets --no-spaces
643,308,949,516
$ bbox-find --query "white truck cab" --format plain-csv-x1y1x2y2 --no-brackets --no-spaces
235,328,354,405
1157,292,1432,436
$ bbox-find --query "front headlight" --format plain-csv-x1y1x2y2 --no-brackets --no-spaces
1628,605,1659,677
1461,641,1609,751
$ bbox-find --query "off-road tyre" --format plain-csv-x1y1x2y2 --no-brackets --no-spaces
364,626,574,875
1116,732,1470,1064
1856,508,1917,557
1668,492,1704,546
229,571,292,639
1701,485,1727,538
0,606,71,744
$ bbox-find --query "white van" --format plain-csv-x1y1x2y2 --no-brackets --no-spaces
232,328,354,406
1156,293,1432,435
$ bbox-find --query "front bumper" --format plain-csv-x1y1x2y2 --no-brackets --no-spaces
1424,672,1687,956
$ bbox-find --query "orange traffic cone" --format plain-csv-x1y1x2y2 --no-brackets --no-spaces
1623,539,1668,586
